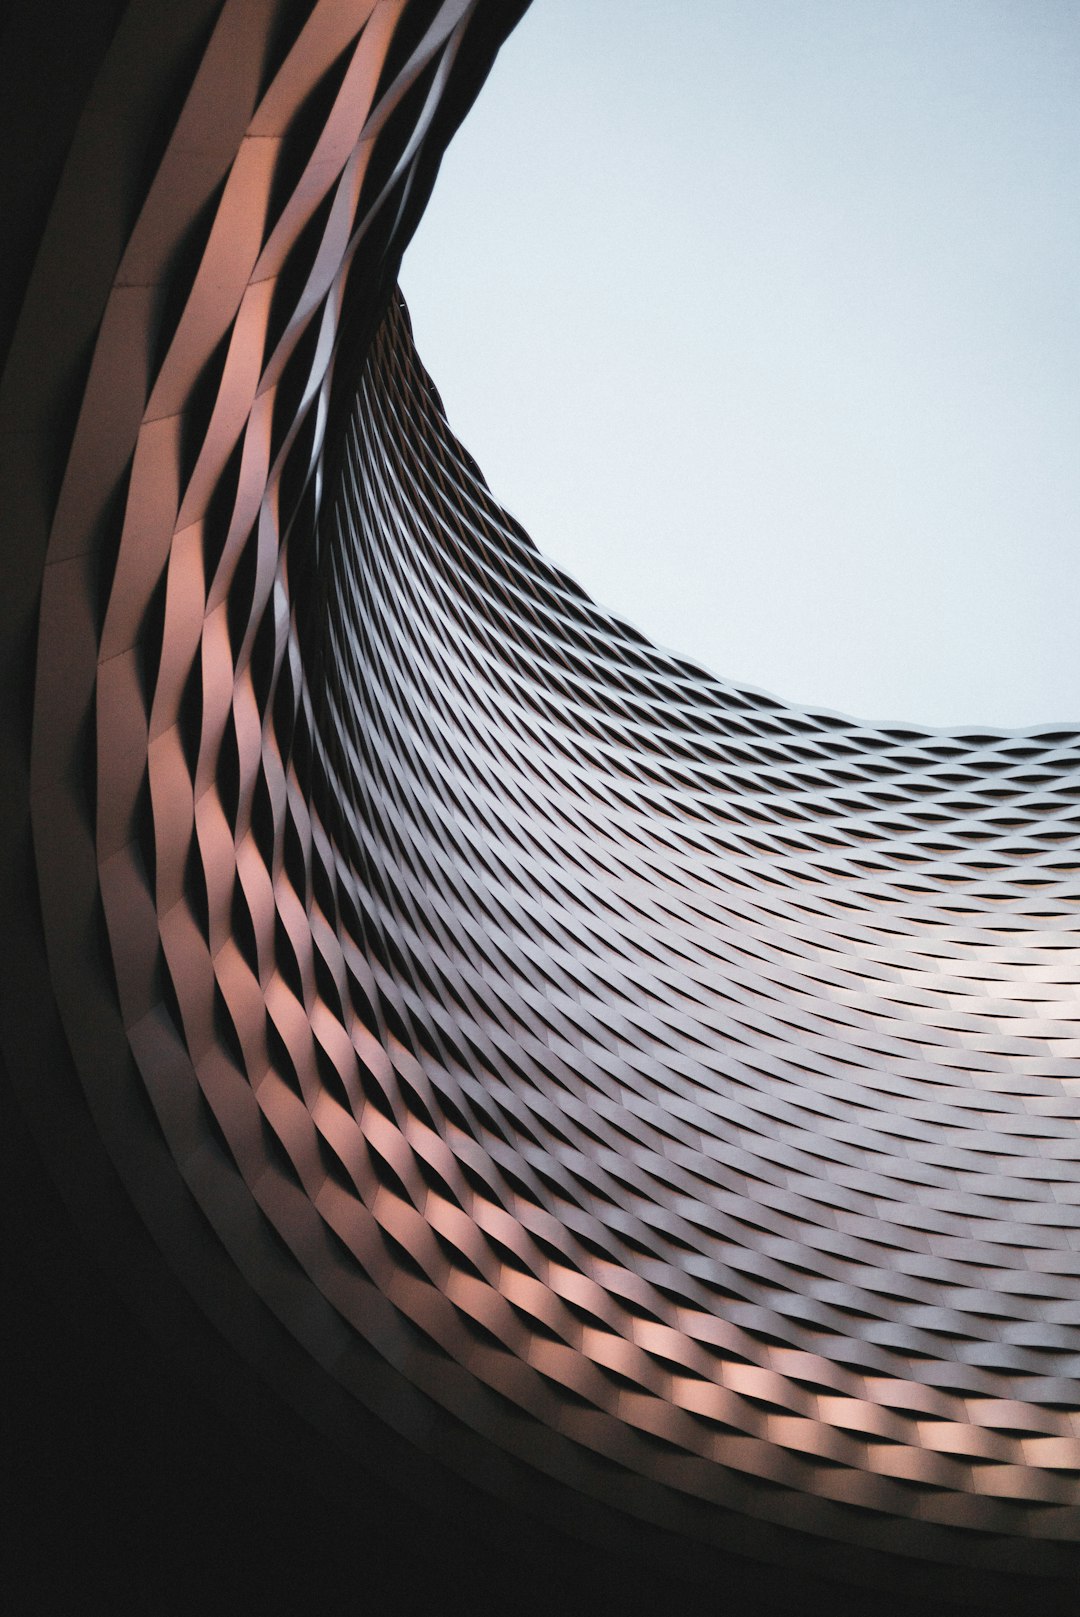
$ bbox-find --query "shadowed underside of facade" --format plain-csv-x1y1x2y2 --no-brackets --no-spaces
3,3,1080,1611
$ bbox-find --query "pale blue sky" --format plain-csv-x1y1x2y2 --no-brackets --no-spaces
402,0,1080,728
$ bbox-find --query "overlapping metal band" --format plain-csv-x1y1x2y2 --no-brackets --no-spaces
4,0,1080,1608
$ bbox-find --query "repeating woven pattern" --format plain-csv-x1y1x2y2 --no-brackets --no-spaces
6,0,1080,1604
304,300,1080,1557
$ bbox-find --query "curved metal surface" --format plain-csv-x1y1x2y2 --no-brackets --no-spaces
3,2,1080,1609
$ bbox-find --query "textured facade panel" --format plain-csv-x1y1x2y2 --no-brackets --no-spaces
3,3,1080,1610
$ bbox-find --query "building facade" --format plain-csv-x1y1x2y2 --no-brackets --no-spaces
3,3,1079,1610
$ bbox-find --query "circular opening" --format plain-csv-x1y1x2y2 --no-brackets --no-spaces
403,0,1080,728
